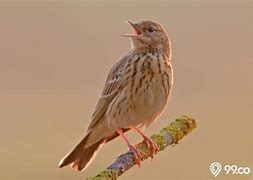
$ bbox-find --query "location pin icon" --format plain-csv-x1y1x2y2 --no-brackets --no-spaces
210,162,222,177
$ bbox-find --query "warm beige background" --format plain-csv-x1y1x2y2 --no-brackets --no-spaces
0,1,252,180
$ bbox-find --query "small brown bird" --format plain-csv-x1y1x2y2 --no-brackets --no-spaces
58,20,173,171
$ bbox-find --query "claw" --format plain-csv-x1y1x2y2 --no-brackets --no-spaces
134,127,160,159
117,129,144,166
143,136,159,159
145,139,151,148
128,144,144,166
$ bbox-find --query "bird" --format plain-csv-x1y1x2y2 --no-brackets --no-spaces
58,20,173,171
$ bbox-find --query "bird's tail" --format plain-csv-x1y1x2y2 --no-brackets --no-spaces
58,115,130,171
58,133,105,171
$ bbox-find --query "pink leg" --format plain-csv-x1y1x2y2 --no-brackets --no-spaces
134,127,160,159
117,129,143,166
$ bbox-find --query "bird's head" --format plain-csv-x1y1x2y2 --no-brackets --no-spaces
123,20,171,55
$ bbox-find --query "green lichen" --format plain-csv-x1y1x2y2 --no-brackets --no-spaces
86,169,118,180
150,134,166,150
162,115,197,144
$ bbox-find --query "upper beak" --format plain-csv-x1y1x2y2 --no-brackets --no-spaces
123,20,142,37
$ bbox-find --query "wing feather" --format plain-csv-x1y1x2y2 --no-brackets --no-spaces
87,55,129,131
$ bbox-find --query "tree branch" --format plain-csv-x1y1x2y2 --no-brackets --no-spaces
87,115,197,180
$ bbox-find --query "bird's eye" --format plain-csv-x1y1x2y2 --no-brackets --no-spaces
147,27,155,32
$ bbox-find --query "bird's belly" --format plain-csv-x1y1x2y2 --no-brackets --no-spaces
134,78,167,127
115,75,169,129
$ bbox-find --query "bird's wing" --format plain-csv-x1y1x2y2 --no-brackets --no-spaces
87,55,129,131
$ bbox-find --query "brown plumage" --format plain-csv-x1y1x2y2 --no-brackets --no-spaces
58,20,173,171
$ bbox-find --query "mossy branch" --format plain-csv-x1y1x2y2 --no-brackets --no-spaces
87,115,197,180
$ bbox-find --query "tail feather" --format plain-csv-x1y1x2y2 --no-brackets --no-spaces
71,139,105,171
58,133,105,171
58,127,130,171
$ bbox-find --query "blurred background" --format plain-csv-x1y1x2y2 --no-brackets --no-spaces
0,1,252,179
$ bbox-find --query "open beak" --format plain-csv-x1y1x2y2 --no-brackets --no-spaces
123,20,142,37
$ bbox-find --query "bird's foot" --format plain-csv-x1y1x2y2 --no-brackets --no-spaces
142,136,159,159
128,144,144,167
117,129,144,166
